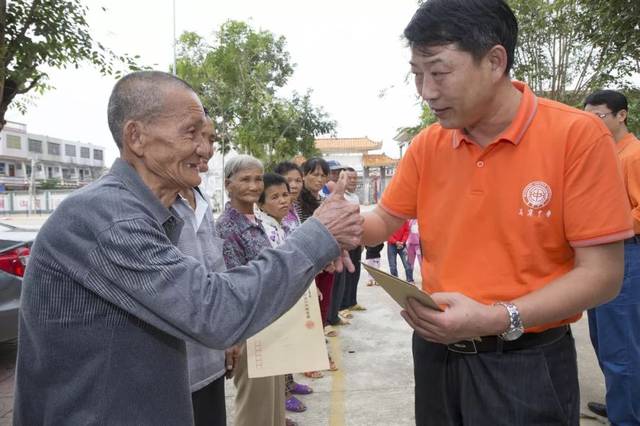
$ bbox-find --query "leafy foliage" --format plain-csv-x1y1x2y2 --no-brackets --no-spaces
510,0,639,106
0,0,143,130
175,22,335,168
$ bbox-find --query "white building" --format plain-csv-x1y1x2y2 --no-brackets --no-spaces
0,121,106,190
313,137,399,204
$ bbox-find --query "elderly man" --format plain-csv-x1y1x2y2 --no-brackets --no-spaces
13,71,362,425
362,1,632,424
172,112,230,426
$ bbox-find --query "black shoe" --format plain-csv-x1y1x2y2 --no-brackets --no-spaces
587,402,608,418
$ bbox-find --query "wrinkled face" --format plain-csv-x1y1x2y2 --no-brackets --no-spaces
225,167,264,206
260,183,290,222
138,87,206,189
283,169,303,201
584,104,626,136
197,118,215,173
304,165,328,194
411,44,495,129
346,170,358,193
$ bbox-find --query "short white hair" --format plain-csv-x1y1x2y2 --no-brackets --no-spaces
224,154,264,179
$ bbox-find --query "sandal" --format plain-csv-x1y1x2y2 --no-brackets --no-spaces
329,359,339,371
290,382,313,395
334,318,350,326
339,309,353,319
324,326,338,337
350,304,366,311
285,396,307,413
304,370,324,379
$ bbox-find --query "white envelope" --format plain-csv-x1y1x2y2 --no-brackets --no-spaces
247,284,329,378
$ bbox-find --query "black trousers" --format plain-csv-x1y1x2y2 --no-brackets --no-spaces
328,269,347,325
412,331,579,426
341,246,363,310
191,375,226,426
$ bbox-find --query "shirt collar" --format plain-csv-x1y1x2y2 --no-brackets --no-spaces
616,132,638,154
110,158,181,234
452,80,538,149
174,188,209,232
223,202,263,233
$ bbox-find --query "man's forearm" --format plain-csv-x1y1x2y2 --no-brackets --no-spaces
513,242,624,330
362,206,406,246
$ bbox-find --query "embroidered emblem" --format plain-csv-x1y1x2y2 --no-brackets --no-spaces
522,181,552,209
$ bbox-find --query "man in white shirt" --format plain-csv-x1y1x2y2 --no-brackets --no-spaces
342,167,366,312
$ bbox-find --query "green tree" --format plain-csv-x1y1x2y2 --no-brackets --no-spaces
510,0,639,106
0,0,141,130
175,22,335,167
398,104,437,139
411,0,639,130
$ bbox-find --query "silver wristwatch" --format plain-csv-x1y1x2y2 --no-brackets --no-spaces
494,301,524,341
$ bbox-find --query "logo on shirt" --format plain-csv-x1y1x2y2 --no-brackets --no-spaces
522,181,552,209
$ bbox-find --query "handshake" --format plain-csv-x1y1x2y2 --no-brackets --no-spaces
312,171,365,272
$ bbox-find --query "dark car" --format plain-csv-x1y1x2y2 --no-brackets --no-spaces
0,223,37,343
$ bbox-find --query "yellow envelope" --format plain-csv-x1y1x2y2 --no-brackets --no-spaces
361,263,442,311
247,284,329,378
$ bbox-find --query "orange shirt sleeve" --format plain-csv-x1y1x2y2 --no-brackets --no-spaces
379,131,425,219
624,155,640,234
563,132,634,247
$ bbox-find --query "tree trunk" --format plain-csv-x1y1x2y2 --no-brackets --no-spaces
0,0,6,131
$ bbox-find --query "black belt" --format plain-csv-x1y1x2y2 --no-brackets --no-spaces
447,325,569,354
625,235,640,244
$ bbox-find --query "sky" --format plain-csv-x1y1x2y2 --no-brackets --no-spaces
5,0,424,167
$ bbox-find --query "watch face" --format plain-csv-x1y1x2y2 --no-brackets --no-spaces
502,328,524,341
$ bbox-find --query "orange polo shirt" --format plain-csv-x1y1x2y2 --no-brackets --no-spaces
616,132,640,234
380,81,633,331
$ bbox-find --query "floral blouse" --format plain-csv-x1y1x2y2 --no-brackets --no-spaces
215,202,271,269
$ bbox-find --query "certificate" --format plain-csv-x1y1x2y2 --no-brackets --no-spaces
247,284,329,378
361,263,442,311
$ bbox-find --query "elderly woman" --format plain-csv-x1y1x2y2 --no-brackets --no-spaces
216,155,287,426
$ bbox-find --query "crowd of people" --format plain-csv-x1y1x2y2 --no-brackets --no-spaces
10,0,640,425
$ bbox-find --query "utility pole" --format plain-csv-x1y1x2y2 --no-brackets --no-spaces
172,0,177,75
27,157,36,216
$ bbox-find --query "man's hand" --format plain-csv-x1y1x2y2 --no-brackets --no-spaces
224,344,242,379
396,242,404,249
400,293,509,344
314,171,363,251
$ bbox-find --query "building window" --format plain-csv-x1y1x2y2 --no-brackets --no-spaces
26,165,32,176
80,147,90,158
0,163,5,175
47,142,60,156
65,144,76,157
93,149,103,161
6,134,22,150
28,139,43,153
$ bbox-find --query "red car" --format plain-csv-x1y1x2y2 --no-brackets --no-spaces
0,223,36,343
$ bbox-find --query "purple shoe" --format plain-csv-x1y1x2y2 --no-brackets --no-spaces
290,382,313,395
285,396,307,413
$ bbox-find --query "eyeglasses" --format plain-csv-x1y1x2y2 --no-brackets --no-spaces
592,112,613,119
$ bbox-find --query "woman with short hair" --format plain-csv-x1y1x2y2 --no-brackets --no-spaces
216,154,287,426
